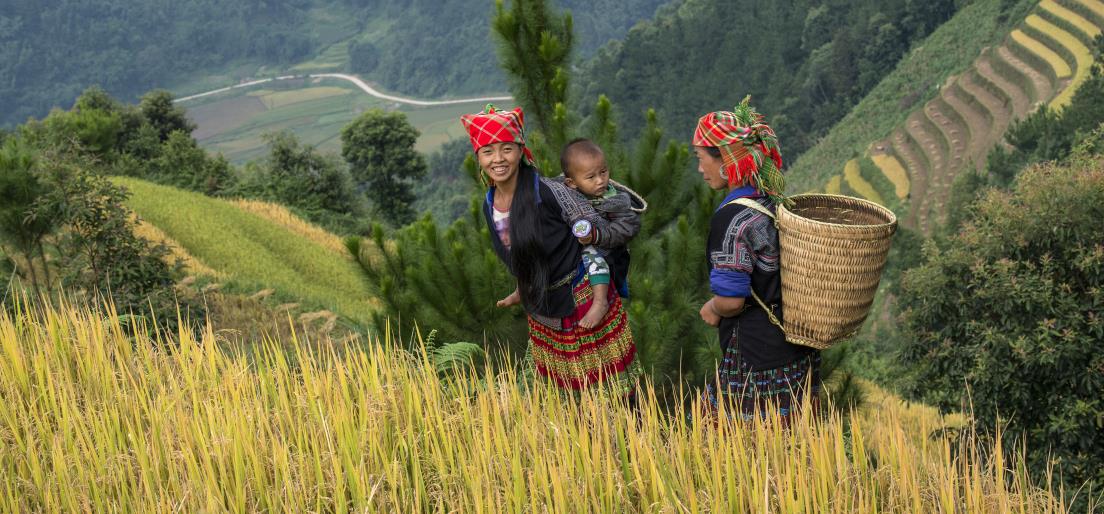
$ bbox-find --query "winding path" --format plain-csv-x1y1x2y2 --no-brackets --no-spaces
175,72,513,107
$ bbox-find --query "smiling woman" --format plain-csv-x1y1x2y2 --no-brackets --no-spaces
460,105,641,395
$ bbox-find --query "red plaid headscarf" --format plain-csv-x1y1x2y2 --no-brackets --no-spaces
460,104,536,165
692,97,785,201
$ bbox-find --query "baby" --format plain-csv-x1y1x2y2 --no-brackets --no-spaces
560,138,645,329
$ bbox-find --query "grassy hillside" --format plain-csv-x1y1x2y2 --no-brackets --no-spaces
114,177,378,328
787,0,1104,232
0,302,1067,512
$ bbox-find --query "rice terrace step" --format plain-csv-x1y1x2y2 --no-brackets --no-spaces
816,0,1104,234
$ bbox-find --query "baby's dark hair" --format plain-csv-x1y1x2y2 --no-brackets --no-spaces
560,138,605,179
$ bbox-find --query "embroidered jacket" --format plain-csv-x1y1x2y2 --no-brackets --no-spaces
483,175,622,318
708,185,812,370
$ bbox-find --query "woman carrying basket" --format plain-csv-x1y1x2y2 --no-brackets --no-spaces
693,98,820,424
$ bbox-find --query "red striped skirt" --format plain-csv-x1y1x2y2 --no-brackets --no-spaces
527,273,639,395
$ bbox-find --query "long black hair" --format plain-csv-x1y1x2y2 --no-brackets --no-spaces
508,161,550,311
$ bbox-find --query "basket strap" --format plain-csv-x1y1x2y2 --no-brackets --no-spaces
748,290,787,335
725,198,777,225
722,198,786,335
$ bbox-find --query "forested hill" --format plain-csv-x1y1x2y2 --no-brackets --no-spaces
340,0,670,98
0,0,666,128
574,0,965,162
0,0,320,127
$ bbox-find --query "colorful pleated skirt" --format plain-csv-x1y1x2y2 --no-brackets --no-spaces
706,343,821,425
527,272,639,396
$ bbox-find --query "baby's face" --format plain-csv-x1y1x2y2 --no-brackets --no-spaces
565,153,609,198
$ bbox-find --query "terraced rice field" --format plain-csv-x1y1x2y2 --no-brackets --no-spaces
230,199,349,256
131,218,221,278
843,159,885,205
870,152,910,199
1035,1,1100,107
1075,0,1104,20
817,0,1104,233
114,177,379,328
1010,28,1072,79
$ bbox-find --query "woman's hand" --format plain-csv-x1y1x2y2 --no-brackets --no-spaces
497,288,521,308
700,299,721,327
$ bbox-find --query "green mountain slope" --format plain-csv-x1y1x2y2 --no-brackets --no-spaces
114,176,378,328
575,0,965,161
789,0,1103,233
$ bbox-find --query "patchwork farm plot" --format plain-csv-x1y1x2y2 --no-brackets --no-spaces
115,177,379,328
184,77,496,164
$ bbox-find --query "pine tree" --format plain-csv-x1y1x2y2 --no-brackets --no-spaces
351,0,723,394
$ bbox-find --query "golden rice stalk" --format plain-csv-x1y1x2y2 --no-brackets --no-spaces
231,199,349,256
0,300,1069,513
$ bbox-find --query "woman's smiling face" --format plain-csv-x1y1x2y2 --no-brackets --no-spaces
477,141,523,185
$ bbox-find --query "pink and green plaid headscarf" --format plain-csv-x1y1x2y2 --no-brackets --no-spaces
693,97,787,204
460,104,536,165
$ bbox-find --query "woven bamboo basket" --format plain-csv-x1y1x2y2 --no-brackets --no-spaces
776,194,897,349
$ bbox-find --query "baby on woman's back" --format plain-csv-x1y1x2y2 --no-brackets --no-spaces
559,138,646,328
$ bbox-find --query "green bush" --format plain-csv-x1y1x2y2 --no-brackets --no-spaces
897,153,1104,507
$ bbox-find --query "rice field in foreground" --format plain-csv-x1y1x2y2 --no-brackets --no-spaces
0,301,1069,513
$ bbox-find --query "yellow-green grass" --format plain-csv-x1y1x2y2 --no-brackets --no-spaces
1010,28,1073,79
114,177,378,327
0,301,1067,512
825,175,842,194
871,152,912,199
1074,0,1104,22
1025,12,1097,108
1042,0,1102,39
230,199,348,256
844,159,886,205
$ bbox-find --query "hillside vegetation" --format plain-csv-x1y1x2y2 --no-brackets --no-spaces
0,0,666,128
0,0,332,127
575,0,970,163
789,0,1104,232
0,302,1067,512
114,177,378,328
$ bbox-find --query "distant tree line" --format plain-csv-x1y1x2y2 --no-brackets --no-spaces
339,0,668,98
0,0,326,127
1,0,667,128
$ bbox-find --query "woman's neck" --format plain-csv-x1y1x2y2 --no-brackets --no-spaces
497,176,518,196
495,173,519,204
